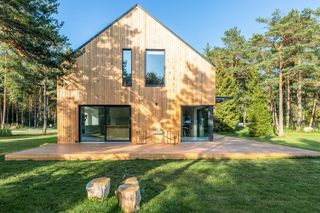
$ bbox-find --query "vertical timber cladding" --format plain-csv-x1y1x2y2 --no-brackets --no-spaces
57,5,215,144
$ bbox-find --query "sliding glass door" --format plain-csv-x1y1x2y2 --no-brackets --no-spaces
197,107,209,137
80,106,105,142
79,106,130,142
106,107,130,141
181,106,210,142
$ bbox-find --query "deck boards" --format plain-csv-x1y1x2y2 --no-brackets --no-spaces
5,136,320,161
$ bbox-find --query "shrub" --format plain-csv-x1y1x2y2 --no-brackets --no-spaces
10,124,21,129
0,128,12,136
248,87,273,137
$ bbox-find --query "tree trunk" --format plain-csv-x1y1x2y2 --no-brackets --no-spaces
272,100,278,130
285,77,291,129
243,109,246,127
16,102,19,125
309,93,318,128
47,95,49,125
28,95,31,128
269,85,278,131
6,99,9,124
0,96,2,127
11,102,14,125
303,89,307,126
1,54,7,129
21,107,24,127
38,87,42,127
278,52,284,136
34,94,37,128
42,78,48,135
296,70,302,131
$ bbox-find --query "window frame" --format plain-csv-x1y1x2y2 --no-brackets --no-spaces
122,48,132,87
144,49,165,87
78,104,131,143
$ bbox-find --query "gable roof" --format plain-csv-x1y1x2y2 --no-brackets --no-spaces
76,4,214,67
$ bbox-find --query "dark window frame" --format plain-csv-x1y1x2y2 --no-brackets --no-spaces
145,49,165,87
78,105,131,143
122,48,132,87
180,105,214,142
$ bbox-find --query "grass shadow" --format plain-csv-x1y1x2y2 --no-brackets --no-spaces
219,129,320,152
0,135,57,155
0,159,169,213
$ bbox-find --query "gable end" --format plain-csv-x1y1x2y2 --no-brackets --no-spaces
75,4,215,68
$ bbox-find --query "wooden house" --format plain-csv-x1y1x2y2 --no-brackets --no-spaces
57,4,215,144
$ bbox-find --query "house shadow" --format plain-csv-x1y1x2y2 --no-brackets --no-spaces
270,137,320,152
2,153,320,212
0,157,168,212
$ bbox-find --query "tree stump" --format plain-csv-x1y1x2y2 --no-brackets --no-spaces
122,177,139,185
115,178,141,213
86,177,111,199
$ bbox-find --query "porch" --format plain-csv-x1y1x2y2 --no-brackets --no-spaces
5,135,320,160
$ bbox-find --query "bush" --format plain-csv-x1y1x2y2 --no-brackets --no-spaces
10,124,21,129
248,87,273,137
0,128,12,136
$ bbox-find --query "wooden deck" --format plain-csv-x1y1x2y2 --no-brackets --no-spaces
5,135,320,160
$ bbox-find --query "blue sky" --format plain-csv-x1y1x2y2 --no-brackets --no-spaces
56,0,320,52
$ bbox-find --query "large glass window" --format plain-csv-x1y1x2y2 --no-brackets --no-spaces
122,49,132,86
80,106,105,142
79,106,131,142
145,50,165,86
106,107,130,141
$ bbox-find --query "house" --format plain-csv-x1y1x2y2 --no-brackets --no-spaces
57,4,215,144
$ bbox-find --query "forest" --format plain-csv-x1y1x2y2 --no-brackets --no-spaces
205,8,320,136
0,0,77,134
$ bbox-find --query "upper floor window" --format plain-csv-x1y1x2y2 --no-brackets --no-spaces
122,49,132,86
145,50,165,86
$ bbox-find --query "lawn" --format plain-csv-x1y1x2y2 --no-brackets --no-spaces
219,128,320,152
1,130,320,212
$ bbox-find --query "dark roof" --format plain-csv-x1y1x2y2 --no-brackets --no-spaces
216,96,233,103
75,4,215,67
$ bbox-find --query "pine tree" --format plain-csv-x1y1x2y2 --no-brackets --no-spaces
207,47,240,131
248,86,273,137
0,0,80,134
0,0,76,70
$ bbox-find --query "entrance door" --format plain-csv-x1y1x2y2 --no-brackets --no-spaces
79,105,131,142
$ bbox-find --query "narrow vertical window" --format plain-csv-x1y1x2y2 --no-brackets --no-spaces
122,49,132,86
145,50,165,86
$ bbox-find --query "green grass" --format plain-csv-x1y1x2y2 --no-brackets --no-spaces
0,129,56,155
1,130,320,212
219,128,320,152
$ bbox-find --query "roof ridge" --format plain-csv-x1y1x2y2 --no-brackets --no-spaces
75,4,139,51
